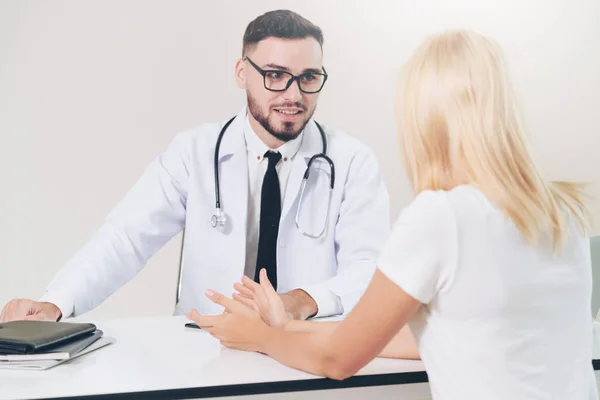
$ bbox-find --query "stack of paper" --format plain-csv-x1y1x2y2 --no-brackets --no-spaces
0,321,115,370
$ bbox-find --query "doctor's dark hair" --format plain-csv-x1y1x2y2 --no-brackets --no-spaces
242,10,324,55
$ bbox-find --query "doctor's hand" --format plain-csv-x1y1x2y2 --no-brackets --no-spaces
0,299,62,322
187,290,270,353
232,269,290,329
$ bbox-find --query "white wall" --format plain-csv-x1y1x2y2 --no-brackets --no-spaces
1,0,598,320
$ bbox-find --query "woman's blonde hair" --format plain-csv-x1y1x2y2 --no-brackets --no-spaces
396,29,590,252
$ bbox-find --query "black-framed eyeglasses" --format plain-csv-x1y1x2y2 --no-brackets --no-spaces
243,56,328,94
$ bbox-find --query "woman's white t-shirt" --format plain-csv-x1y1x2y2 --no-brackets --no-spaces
377,185,597,400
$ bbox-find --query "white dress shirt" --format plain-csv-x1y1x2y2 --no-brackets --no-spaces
243,115,304,281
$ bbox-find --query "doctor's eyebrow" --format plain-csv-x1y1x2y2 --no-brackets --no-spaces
302,68,324,74
263,63,324,74
263,63,290,71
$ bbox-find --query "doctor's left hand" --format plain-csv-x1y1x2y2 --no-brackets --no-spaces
187,290,270,353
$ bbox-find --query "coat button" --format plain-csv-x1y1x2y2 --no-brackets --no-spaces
278,239,285,247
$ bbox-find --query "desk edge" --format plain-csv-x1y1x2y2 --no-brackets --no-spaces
38,371,429,400
35,360,600,400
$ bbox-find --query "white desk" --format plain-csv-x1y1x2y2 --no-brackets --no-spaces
1,316,599,400
0,316,431,400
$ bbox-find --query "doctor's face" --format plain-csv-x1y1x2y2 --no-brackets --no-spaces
237,37,325,142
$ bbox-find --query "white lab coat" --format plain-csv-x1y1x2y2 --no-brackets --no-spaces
40,107,390,318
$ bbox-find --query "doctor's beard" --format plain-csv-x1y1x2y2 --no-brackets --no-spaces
247,92,315,142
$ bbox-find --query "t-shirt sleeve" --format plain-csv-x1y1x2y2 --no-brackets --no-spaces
377,190,457,304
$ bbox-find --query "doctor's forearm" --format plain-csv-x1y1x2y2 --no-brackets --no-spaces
281,289,318,320
378,325,420,359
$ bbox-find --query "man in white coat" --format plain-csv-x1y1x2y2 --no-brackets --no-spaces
0,10,389,322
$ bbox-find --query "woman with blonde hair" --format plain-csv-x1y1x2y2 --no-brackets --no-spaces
189,29,596,399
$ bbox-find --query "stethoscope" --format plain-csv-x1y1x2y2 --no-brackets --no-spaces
211,116,335,239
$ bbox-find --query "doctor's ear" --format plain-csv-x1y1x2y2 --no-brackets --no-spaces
235,58,247,89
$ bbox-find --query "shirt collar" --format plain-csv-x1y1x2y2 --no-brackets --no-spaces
243,114,304,162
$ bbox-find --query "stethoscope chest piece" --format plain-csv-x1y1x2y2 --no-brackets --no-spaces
211,208,227,229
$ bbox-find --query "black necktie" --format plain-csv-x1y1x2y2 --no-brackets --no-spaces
255,151,282,289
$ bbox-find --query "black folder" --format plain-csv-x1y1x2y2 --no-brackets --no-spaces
0,320,97,355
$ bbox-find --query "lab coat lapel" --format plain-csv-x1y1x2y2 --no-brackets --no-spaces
281,120,324,221
215,110,248,270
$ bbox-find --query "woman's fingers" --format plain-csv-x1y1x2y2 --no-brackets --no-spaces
232,293,259,313
234,282,254,299
242,275,269,308
259,269,277,295
241,275,262,293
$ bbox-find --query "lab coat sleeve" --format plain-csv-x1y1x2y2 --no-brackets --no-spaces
38,131,193,319
299,147,390,317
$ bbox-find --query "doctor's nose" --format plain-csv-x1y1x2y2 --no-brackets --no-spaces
282,80,302,102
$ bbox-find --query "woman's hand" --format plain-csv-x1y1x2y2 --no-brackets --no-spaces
232,269,291,329
187,290,270,353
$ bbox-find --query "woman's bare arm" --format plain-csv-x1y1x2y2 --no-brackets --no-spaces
284,319,420,359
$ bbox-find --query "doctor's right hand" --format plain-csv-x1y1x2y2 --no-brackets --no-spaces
0,299,62,322
233,269,290,329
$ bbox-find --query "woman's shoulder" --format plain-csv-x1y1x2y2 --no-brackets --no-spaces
402,185,487,220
